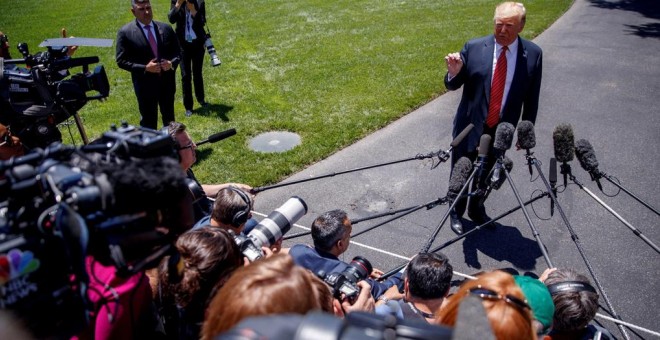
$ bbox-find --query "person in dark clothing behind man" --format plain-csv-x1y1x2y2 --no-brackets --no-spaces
444,2,542,234
288,209,402,299
375,252,453,323
168,0,208,117
116,0,181,129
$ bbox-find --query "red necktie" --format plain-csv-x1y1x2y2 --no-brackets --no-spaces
486,45,508,128
145,24,158,59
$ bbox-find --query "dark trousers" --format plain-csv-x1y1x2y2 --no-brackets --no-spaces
180,40,205,110
450,124,497,217
134,71,176,129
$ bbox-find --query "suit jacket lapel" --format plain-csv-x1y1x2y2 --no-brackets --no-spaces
503,37,527,116
482,37,496,109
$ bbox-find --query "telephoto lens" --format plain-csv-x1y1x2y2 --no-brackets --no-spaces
204,34,222,67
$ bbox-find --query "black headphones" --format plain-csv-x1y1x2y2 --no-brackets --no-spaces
228,186,252,227
546,281,597,295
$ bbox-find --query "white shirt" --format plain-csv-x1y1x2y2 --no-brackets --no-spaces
492,38,519,115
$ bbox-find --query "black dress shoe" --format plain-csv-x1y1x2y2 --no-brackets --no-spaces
449,211,463,235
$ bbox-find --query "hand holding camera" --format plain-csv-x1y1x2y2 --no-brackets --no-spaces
341,280,375,313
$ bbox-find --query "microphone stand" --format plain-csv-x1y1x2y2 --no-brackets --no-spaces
380,191,550,279
252,149,451,193
420,164,478,253
559,162,633,340
282,205,420,241
500,156,554,268
566,167,660,254
594,171,660,217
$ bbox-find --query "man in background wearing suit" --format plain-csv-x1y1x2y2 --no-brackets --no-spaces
444,2,542,234
169,0,208,117
116,0,181,130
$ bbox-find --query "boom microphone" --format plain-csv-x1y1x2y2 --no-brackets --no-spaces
196,128,237,146
575,139,603,191
517,121,536,176
493,123,515,152
447,157,473,202
552,124,574,187
450,123,475,148
549,157,557,216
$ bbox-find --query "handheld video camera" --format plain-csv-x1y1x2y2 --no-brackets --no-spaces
319,256,373,302
231,196,307,262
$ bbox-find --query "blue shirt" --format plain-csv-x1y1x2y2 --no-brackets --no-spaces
288,244,402,299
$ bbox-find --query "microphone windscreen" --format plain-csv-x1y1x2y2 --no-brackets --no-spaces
493,123,515,151
450,123,475,148
448,157,473,198
478,134,492,157
503,155,513,172
574,139,599,173
553,124,574,163
516,121,536,150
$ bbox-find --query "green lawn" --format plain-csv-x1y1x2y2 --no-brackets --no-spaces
1,0,572,186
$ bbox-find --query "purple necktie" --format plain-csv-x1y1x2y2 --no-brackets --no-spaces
144,24,158,58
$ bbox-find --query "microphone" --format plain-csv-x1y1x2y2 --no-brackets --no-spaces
473,134,492,194
493,122,515,153
450,123,475,149
516,120,535,176
447,157,473,202
196,128,237,146
574,139,603,191
549,157,557,216
552,124,574,187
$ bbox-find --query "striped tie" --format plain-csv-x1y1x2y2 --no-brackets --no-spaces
486,45,508,128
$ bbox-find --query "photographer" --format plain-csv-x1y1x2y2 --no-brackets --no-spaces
169,0,208,117
156,227,243,339
201,254,334,339
288,209,402,299
375,252,453,324
166,121,252,222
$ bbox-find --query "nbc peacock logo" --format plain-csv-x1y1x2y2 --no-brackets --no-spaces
0,249,41,285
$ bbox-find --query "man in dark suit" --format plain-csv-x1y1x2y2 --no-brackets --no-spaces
116,0,181,130
169,0,208,117
444,2,542,234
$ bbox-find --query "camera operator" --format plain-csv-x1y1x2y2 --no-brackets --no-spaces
166,121,252,222
75,156,195,340
116,0,181,129
288,209,402,299
375,252,453,324
169,0,208,117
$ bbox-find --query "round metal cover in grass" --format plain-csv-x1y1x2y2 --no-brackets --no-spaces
249,131,301,153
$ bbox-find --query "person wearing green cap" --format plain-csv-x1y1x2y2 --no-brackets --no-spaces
514,274,555,336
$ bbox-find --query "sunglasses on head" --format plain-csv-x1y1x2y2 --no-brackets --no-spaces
469,285,531,312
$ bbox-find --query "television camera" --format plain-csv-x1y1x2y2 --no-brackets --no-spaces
0,37,112,150
0,122,192,338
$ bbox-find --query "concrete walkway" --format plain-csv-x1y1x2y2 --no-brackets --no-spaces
255,1,660,337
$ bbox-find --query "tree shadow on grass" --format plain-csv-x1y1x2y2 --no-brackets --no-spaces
194,103,234,121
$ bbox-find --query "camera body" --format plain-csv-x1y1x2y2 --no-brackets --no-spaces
319,256,373,302
0,42,109,149
0,123,190,338
231,196,307,262
204,33,222,67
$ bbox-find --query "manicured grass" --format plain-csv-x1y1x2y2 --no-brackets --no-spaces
1,0,572,186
